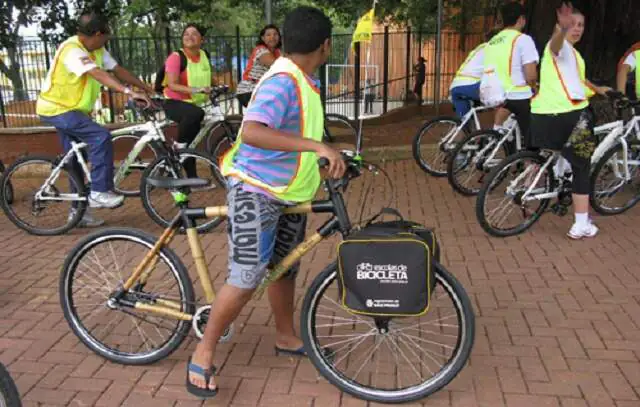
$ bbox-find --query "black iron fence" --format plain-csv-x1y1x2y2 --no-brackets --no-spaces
0,29,483,128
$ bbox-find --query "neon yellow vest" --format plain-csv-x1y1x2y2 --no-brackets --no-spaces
484,29,530,94
163,49,211,106
634,50,640,99
531,42,595,115
453,43,486,83
220,57,324,202
36,36,105,117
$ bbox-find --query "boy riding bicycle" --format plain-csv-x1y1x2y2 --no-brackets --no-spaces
185,6,345,398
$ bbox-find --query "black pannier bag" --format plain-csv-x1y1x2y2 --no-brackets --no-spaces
337,208,440,317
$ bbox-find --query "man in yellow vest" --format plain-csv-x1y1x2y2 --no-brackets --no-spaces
36,11,151,227
484,2,540,148
185,6,345,398
530,4,610,239
616,41,640,100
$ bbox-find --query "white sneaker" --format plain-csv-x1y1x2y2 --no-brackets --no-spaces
567,221,599,240
69,210,105,228
89,191,125,209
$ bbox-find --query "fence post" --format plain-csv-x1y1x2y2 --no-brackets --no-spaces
43,38,51,71
0,90,7,128
405,27,411,104
320,63,327,112
235,26,243,115
354,42,361,122
383,25,389,114
435,0,443,114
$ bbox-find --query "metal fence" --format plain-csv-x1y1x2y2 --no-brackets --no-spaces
0,29,483,128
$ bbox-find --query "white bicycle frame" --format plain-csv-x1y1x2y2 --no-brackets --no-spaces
463,114,522,170
440,105,493,151
595,114,640,183
34,141,91,202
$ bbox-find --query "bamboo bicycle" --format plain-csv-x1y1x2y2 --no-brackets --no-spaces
59,152,475,403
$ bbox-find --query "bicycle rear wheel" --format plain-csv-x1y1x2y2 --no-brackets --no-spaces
301,262,475,404
140,149,226,233
0,362,21,407
0,156,86,235
112,133,159,197
59,228,195,365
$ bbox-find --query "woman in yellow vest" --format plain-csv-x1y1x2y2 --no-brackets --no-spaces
162,24,215,178
616,42,640,100
36,12,151,227
530,4,611,240
185,7,345,398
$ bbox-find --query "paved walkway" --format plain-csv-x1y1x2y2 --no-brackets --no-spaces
1,159,640,406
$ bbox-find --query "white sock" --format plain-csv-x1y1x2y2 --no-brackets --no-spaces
575,212,589,227
493,124,502,131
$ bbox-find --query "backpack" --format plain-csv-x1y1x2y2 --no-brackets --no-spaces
479,67,507,107
154,49,212,93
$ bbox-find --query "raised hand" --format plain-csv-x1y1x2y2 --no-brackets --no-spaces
556,2,575,31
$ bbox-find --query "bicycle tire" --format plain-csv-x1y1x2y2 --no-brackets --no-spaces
206,126,236,171
0,156,87,236
412,116,465,177
590,140,640,216
112,133,159,197
324,113,358,146
476,151,553,237
0,362,21,407
447,130,511,196
205,118,241,156
301,261,475,404
0,161,12,205
140,149,226,233
59,227,195,365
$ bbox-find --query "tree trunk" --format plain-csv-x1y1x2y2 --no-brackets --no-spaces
5,47,27,102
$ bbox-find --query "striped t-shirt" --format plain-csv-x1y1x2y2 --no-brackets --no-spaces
236,45,281,95
229,71,321,200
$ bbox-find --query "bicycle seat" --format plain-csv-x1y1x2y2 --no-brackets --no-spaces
146,176,211,189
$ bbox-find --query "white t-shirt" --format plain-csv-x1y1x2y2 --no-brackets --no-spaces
450,46,485,89
553,40,585,101
63,46,118,77
508,34,540,100
623,52,637,70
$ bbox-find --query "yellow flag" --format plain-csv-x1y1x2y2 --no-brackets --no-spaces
351,8,375,49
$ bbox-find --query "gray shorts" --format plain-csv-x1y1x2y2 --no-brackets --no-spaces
226,183,307,289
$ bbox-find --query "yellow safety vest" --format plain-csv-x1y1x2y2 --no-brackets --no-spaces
220,57,324,202
453,43,486,84
531,42,595,115
634,50,640,99
483,29,530,94
36,36,105,117
163,49,212,106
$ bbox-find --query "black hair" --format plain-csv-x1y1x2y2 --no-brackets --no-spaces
256,24,282,49
485,28,501,41
77,11,110,36
282,6,332,54
182,23,206,38
500,2,526,27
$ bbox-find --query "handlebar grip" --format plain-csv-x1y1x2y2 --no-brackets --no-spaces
318,157,329,168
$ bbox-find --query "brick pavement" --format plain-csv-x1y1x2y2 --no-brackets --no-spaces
1,158,640,406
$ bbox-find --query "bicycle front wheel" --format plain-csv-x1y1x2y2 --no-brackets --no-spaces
140,149,226,233
112,133,159,197
301,262,475,404
448,130,510,196
412,116,465,177
59,227,195,365
590,141,640,216
0,156,87,235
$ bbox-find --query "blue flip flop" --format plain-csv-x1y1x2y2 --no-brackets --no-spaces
186,357,218,399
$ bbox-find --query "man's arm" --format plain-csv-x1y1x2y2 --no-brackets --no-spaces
524,62,538,90
585,79,611,96
617,63,631,93
112,65,154,94
85,68,147,100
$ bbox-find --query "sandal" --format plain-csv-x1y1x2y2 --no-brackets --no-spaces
185,357,218,398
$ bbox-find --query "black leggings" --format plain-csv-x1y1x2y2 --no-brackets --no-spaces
505,98,532,149
531,109,595,195
164,99,204,178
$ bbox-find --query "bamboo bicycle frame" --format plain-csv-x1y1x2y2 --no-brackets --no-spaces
120,202,330,322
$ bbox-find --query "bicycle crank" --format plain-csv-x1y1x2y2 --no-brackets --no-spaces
192,305,234,342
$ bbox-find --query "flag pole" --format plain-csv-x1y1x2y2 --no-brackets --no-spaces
356,0,377,155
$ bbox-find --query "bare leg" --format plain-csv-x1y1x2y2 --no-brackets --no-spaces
494,107,510,127
268,277,302,350
572,193,589,214
189,284,253,390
